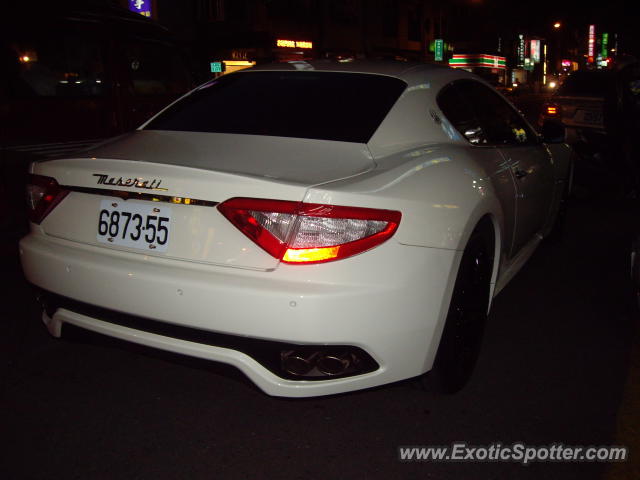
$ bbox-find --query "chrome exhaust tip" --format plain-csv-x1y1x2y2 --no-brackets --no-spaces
279,347,376,379
280,350,319,376
316,352,353,376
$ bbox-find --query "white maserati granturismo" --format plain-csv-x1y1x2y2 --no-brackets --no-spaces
20,60,573,397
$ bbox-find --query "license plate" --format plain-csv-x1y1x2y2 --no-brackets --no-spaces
96,199,171,252
577,109,603,126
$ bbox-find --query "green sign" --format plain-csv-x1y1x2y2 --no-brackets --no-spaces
210,61,224,73
601,33,609,58
434,39,444,61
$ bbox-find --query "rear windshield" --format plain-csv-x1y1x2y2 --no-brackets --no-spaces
557,71,613,97
144,71,407,143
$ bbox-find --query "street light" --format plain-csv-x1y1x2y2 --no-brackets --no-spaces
553,22,561,29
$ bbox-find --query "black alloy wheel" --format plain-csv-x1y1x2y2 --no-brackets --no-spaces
427,232,493,394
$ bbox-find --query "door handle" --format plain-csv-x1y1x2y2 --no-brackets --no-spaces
514,169,528,179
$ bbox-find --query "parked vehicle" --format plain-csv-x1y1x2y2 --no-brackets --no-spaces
20,60,573,397
538,70,613,167
539,71,611,139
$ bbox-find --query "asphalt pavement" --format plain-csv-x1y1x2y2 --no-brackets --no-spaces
1,181,638,480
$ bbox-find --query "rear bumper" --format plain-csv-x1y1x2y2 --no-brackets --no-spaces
20,232,460,397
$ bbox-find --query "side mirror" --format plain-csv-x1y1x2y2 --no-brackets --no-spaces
541,121,566,144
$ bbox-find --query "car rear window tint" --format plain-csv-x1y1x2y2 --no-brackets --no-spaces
145,71,407,143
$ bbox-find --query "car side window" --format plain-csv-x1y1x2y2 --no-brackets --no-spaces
461,80,536,146
437,83,488,145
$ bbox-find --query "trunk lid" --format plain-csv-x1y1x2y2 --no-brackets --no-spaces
82,130,375,185
32,131,375,270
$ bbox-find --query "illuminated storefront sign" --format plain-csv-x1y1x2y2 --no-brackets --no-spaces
530,40,541,63
434,39,444,61
601,32,609,58
517,34,525,67
210,62,224,73
276,39,313,49
543,44,547,84
129,0,151,17
588,25,595,63
449,54,507,69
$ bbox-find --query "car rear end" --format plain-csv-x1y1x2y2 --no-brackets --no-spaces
540,70,612,145
20,66,460,397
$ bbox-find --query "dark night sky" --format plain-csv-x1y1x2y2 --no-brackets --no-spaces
7,0,639,58
495,0,636,36
458,0,638,57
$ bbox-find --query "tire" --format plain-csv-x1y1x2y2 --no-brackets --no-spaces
421,228,493,394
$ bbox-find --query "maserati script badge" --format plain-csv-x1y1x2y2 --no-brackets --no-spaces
93,174,168,191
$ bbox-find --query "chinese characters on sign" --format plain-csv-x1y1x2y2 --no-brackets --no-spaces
129,0,151,17
276,39,313,49
588,25,595,63
434,39,444,62
601,33,609,58
517,35,525,68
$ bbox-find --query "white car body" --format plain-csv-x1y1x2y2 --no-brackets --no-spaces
20,61,573,397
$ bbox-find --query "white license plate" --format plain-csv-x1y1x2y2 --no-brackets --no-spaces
577,109,603,126
96,199,172,252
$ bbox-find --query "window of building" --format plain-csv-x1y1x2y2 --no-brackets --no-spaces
7,34,106,98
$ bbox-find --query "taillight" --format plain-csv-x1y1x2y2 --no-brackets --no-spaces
218,198,401,264
26,174,69,224
545,104,560,116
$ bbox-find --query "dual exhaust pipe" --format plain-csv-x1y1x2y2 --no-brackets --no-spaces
281,349,358,377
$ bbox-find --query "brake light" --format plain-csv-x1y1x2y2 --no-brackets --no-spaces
545,104,560,116
218,198,401,264
26,174,69,224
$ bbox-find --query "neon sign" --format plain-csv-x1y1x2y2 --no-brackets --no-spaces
588,25,595,63
129,0,151,17
434,39,444,61
276,39,313,49
517,34,525,67
530,40,541,63
449,54,507,69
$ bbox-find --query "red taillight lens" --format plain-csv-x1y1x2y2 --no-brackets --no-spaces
26,174,69,224
218,198,401,264
545,104,560,116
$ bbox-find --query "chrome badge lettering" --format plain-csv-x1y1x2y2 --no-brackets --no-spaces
93,174,168,191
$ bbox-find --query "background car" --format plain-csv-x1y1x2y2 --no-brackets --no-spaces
20,60,573,397
539,70,615,172
539,70,613,153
